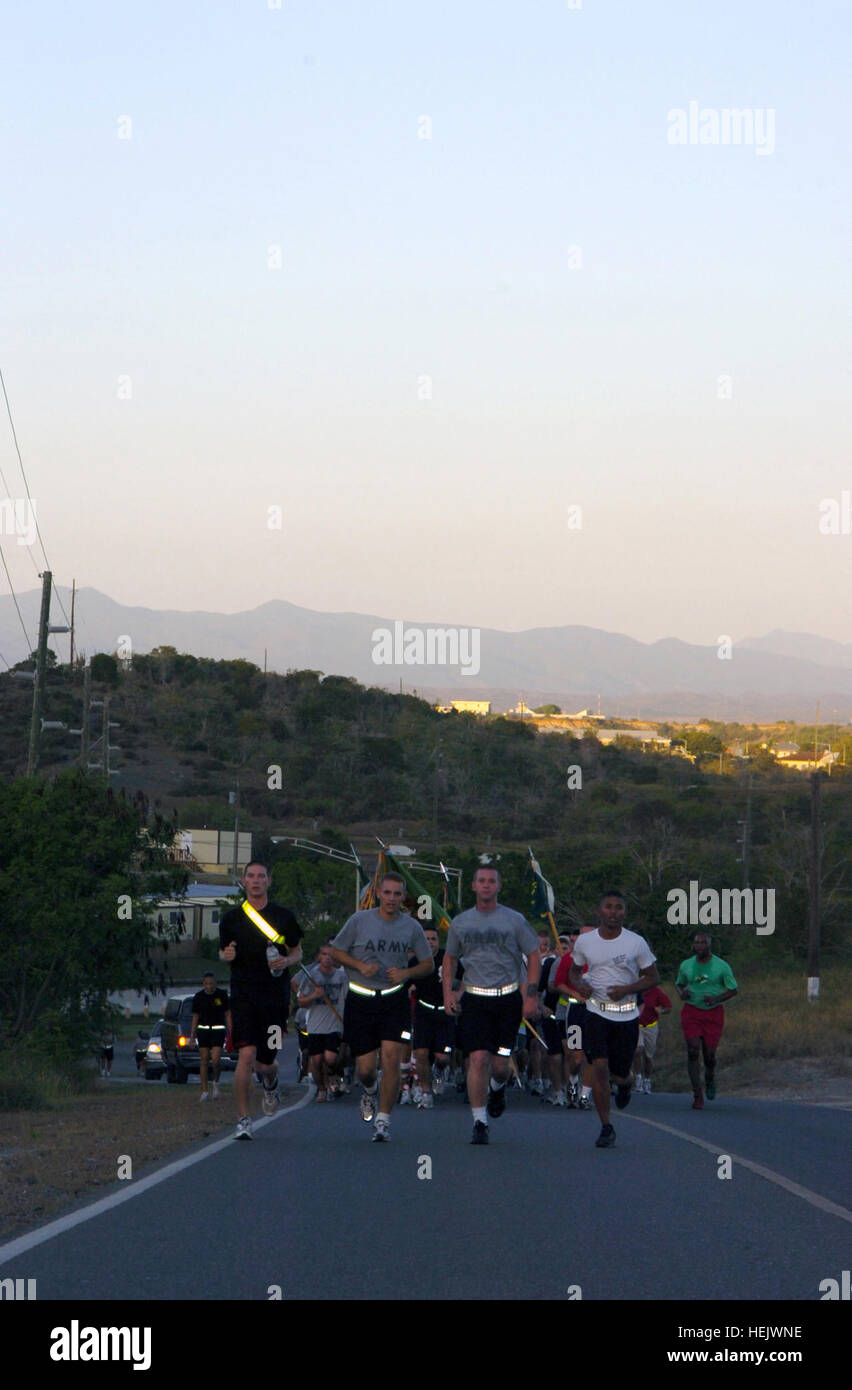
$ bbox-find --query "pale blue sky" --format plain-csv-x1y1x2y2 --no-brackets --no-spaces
1,1,849,644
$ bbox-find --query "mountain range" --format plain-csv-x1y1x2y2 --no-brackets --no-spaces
2,587,850,722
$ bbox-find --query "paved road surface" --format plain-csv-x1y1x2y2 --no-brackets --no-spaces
1,1043,849,1302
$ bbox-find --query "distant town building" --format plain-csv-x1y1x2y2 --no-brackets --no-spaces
774,750,839,772
171,829,253,874
448,700,491,716
596,728,671,748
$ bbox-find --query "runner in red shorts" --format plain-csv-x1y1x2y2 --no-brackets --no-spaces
676,932,738,1109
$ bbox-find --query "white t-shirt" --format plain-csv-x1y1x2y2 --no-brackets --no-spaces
570,928,656,1022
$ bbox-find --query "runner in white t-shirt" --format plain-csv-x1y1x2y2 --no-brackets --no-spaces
568,891,659,1149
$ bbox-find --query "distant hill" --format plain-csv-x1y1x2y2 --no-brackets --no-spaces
3,587,852,722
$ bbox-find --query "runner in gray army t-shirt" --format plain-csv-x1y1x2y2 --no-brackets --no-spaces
331,907,432,992
445,904,540,988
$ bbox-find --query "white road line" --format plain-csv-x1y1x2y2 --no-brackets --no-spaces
0,1088,314,1266
626,1112,852,1225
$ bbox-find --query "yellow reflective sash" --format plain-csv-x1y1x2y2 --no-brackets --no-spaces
241,899,286,946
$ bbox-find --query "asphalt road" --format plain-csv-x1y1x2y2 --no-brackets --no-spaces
1,1038,850,1302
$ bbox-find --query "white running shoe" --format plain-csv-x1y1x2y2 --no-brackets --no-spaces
262,1080,280,1115
359,1089,377,1122
211,1081,220,1100
199,1091,210,1103
234,1116,253,1141
418,1091,434,1109
372,1117,390,1142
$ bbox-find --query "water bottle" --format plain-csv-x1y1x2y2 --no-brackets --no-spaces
267,944,284,977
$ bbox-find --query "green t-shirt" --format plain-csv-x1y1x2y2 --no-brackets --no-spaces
676,954,737,1009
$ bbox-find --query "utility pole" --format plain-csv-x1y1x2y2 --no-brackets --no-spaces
81,662,91,768
69,578,76,670
26,571,53,775
25,571,70,775
736,775,752,888
231,780,241,878
807,771,822,1001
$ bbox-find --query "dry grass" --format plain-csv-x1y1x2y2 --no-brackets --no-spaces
648,963,852,1092
0,1082,297,1241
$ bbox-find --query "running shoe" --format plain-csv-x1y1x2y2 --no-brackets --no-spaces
471,1120,489,1145
411,1083,424,1106
372,1117,390,1142
642,1078,651,1094
615,1082,633,1110
578,1094,592,1110
595,1123,616,1148
706,1077,716,1100
432,1067,445,1096
692,1090,704,1110
400,1085,412,1106
359,1088,377,1122
234,1116,253,1141
418,1091,434,1109
211,1081,220,1100
199,1091,210,1103
486,1083,506,1119
262,1080,280,1115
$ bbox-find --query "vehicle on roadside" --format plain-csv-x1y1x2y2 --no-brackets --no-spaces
144,1019,167,1081
160,993,237,1084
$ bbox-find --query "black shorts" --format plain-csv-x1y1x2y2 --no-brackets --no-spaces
100,1046,114,1061
458,990,523,1058
582,1011,639,1077
196,1025,226,1050
540,1017,563,1057
412,1003,455,1056
230,989,288,1065
307,1031,342,1058
343,989,411,1058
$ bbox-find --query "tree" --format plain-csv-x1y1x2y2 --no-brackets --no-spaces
0,772,185,1060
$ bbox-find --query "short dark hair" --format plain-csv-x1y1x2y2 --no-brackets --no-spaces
473,865,501,881
243,859,271,876
599,889,626,903
203,971,215,980
380,872,406,889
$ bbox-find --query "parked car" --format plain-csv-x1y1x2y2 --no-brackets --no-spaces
144,1019,167,1080
160,993,237,1084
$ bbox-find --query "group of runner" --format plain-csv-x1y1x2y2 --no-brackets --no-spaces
208,858,738,1146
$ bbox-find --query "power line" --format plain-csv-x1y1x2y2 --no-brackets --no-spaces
0,535,33,651
0,364,72,630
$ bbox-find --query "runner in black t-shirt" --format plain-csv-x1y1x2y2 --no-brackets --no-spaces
189,973,232,1102
219,860,303,1141
410,927,460,1108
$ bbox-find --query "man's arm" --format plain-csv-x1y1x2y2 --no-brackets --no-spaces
568,963,593,1000
442,952,461,1013
703,987,738,1006
523,948,542,1019
189,1011,199,1044
608,962,660,1001
329,946,379,978
388,955,434,985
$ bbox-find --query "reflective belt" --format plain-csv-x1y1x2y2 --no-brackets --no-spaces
642,1019,659,1028
241,900,286,945
348,981,405,997
416,999,444,1011
465,983,518,998
559,996,581,1005
590,997,637,1014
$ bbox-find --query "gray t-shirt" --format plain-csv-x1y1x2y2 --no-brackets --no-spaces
300,964,348,1035
332,909,432,993
445,904,540,989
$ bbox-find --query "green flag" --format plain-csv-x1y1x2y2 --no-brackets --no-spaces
385,852,453,934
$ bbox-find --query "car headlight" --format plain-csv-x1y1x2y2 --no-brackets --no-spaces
147,1043,162,1054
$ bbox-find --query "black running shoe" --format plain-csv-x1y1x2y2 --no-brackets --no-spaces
595,1124,616,1148
615,1083,632,1111
471,1120,489,1145
486,1084,506,1119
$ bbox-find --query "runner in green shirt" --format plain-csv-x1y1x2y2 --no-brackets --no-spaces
676,933,738,1108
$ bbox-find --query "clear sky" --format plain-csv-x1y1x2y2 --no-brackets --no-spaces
1,0,849,644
